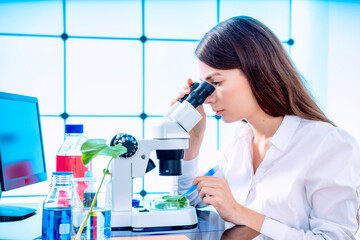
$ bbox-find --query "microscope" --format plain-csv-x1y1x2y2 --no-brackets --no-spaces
109,81,215,231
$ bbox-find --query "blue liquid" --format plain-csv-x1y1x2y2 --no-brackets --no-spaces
42,207,72,240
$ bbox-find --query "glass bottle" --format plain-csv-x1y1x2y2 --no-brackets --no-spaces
56,124,87,178
42,172,73,240
72,177,112,240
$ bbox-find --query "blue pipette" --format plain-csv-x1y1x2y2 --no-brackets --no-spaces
182,165,219,198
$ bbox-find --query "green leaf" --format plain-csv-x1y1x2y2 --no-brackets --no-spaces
162,195,171,200
80,139,127,165
156,195,188,209
161,195,187,203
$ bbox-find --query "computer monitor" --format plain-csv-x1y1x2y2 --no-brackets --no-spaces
0,91,47,222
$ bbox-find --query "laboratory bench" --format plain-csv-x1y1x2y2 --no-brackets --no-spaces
0,196,262,240
110,209,261,240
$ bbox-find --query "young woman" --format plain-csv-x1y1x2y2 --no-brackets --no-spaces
174,16,360,239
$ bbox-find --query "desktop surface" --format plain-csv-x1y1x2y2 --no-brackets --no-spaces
111,209,261,240
0,197,43,240
0,197,262,240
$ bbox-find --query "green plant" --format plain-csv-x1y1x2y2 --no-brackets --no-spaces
156,195,188,209
75,139,127,240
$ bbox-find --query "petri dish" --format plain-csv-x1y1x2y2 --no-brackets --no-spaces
149,197,189,210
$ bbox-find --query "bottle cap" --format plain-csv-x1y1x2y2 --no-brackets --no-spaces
65,124,84,134
52,172,73,175
132,199,140,207
85,171,93,178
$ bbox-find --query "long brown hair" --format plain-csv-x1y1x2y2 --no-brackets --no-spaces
196,16,334,126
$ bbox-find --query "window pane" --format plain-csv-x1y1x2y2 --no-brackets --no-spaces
0,36,64,115
66,117,143,144
327,1,360,142
145,41,199,115
145,0,217,39
0,0,63,35
133,178,143,194
220,0,290,41
66,39,142,115
291,0,329,112
66,116,143,178
66,0,142,38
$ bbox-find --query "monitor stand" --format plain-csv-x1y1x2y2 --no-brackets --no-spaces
0,205,36,222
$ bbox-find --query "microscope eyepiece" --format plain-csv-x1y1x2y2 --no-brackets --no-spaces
178,82,200,103
186,81,215,108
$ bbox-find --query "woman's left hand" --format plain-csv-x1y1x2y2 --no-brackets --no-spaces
193,176,244,225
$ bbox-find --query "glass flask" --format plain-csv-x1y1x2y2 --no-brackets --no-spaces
42,172,74,240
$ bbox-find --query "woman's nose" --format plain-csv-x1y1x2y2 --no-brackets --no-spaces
204,93,215,104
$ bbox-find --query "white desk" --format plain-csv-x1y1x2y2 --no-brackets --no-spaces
1,197,360,240
0,197,44,240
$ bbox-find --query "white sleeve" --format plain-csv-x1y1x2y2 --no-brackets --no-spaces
177,157,208,208
260,128,360,240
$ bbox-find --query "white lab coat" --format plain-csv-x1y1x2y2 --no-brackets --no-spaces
178,115,360,240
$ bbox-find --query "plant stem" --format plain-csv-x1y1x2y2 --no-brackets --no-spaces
75,158,113,240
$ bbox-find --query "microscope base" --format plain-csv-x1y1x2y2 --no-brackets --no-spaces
111,206,198,231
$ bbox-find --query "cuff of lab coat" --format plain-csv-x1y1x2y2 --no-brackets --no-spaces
181,157,199,177
260,216,287,240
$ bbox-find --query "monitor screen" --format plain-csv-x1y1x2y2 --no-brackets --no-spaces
0,92,47,192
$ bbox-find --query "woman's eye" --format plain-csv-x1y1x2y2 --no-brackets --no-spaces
211,81,221,86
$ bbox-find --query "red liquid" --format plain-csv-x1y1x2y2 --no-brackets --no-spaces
58,190,70,207
56,155,88,201
56,155,88,178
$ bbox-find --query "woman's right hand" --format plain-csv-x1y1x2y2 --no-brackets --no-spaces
171,78,206,161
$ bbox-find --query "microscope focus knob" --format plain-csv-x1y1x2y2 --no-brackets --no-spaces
110,133,138,158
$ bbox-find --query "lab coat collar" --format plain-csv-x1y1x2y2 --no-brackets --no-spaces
270,115,301,152
237,115,301,152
